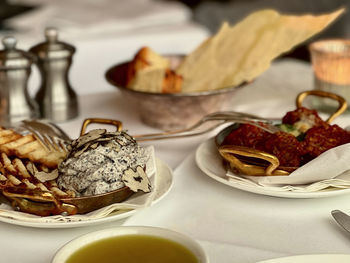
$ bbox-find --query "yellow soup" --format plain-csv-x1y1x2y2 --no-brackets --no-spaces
66,234,199,263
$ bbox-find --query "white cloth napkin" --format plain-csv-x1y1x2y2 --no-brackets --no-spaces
226,143,350,192
0,146,158,223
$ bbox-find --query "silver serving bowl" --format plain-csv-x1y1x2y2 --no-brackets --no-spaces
105,55,247,130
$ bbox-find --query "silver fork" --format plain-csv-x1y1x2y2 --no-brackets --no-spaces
134,111,278,141
21,120,70,152
19,111,278,149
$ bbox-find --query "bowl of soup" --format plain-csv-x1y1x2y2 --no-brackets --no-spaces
52,226,209,263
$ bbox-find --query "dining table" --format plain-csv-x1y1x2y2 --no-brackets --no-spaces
3,2,350,258
1,54,350,263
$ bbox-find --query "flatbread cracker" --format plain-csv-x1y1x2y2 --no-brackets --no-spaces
176,8,344,92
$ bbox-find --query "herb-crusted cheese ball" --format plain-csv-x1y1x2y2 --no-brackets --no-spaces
57,129,151,197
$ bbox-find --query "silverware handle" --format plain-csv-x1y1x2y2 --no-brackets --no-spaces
134,111,275,141
134,121,227,141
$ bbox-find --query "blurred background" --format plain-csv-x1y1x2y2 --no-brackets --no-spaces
0,0,349,95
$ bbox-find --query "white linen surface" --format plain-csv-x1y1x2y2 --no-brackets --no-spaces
0,59,350,263
6,0,191,41
124,153,350,263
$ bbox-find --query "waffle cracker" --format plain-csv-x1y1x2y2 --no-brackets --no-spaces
0,127,66,168
0,152,72,198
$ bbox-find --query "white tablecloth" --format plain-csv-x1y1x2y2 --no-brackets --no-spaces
126,153,350,262
1,59,350,263
2,0,210,96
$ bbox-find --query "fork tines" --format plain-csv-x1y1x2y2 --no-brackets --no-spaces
20,120,69,154
27,126,66,153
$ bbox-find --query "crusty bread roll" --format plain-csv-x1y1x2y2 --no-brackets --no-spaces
162,69,183,93
126,47,183,93
126,47,169,88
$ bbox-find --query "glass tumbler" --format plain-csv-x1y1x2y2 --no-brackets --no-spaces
309,39,350,112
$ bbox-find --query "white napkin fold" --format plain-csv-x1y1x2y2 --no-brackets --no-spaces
0,146,158,223
227,143,350,192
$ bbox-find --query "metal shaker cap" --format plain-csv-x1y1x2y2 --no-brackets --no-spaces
29,28,76,60
0,36,34,70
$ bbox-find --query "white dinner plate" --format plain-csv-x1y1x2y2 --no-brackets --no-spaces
257,254,350,263
195,138,350,198
0,158,173,228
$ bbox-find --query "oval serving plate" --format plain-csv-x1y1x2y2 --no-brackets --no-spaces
0,158,173,228
195,138,350,198
257,254,350,263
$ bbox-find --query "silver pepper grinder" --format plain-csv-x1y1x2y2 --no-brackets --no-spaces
30,28,79,122
0,36,39,125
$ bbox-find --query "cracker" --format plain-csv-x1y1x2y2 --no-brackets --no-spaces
176,9,344,92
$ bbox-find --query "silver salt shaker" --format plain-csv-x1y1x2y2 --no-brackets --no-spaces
0,36,39,125
30,28,79,122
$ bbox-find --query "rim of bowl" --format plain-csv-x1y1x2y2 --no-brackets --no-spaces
309,38,350,56
52,226,209,263
105,56,247,97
